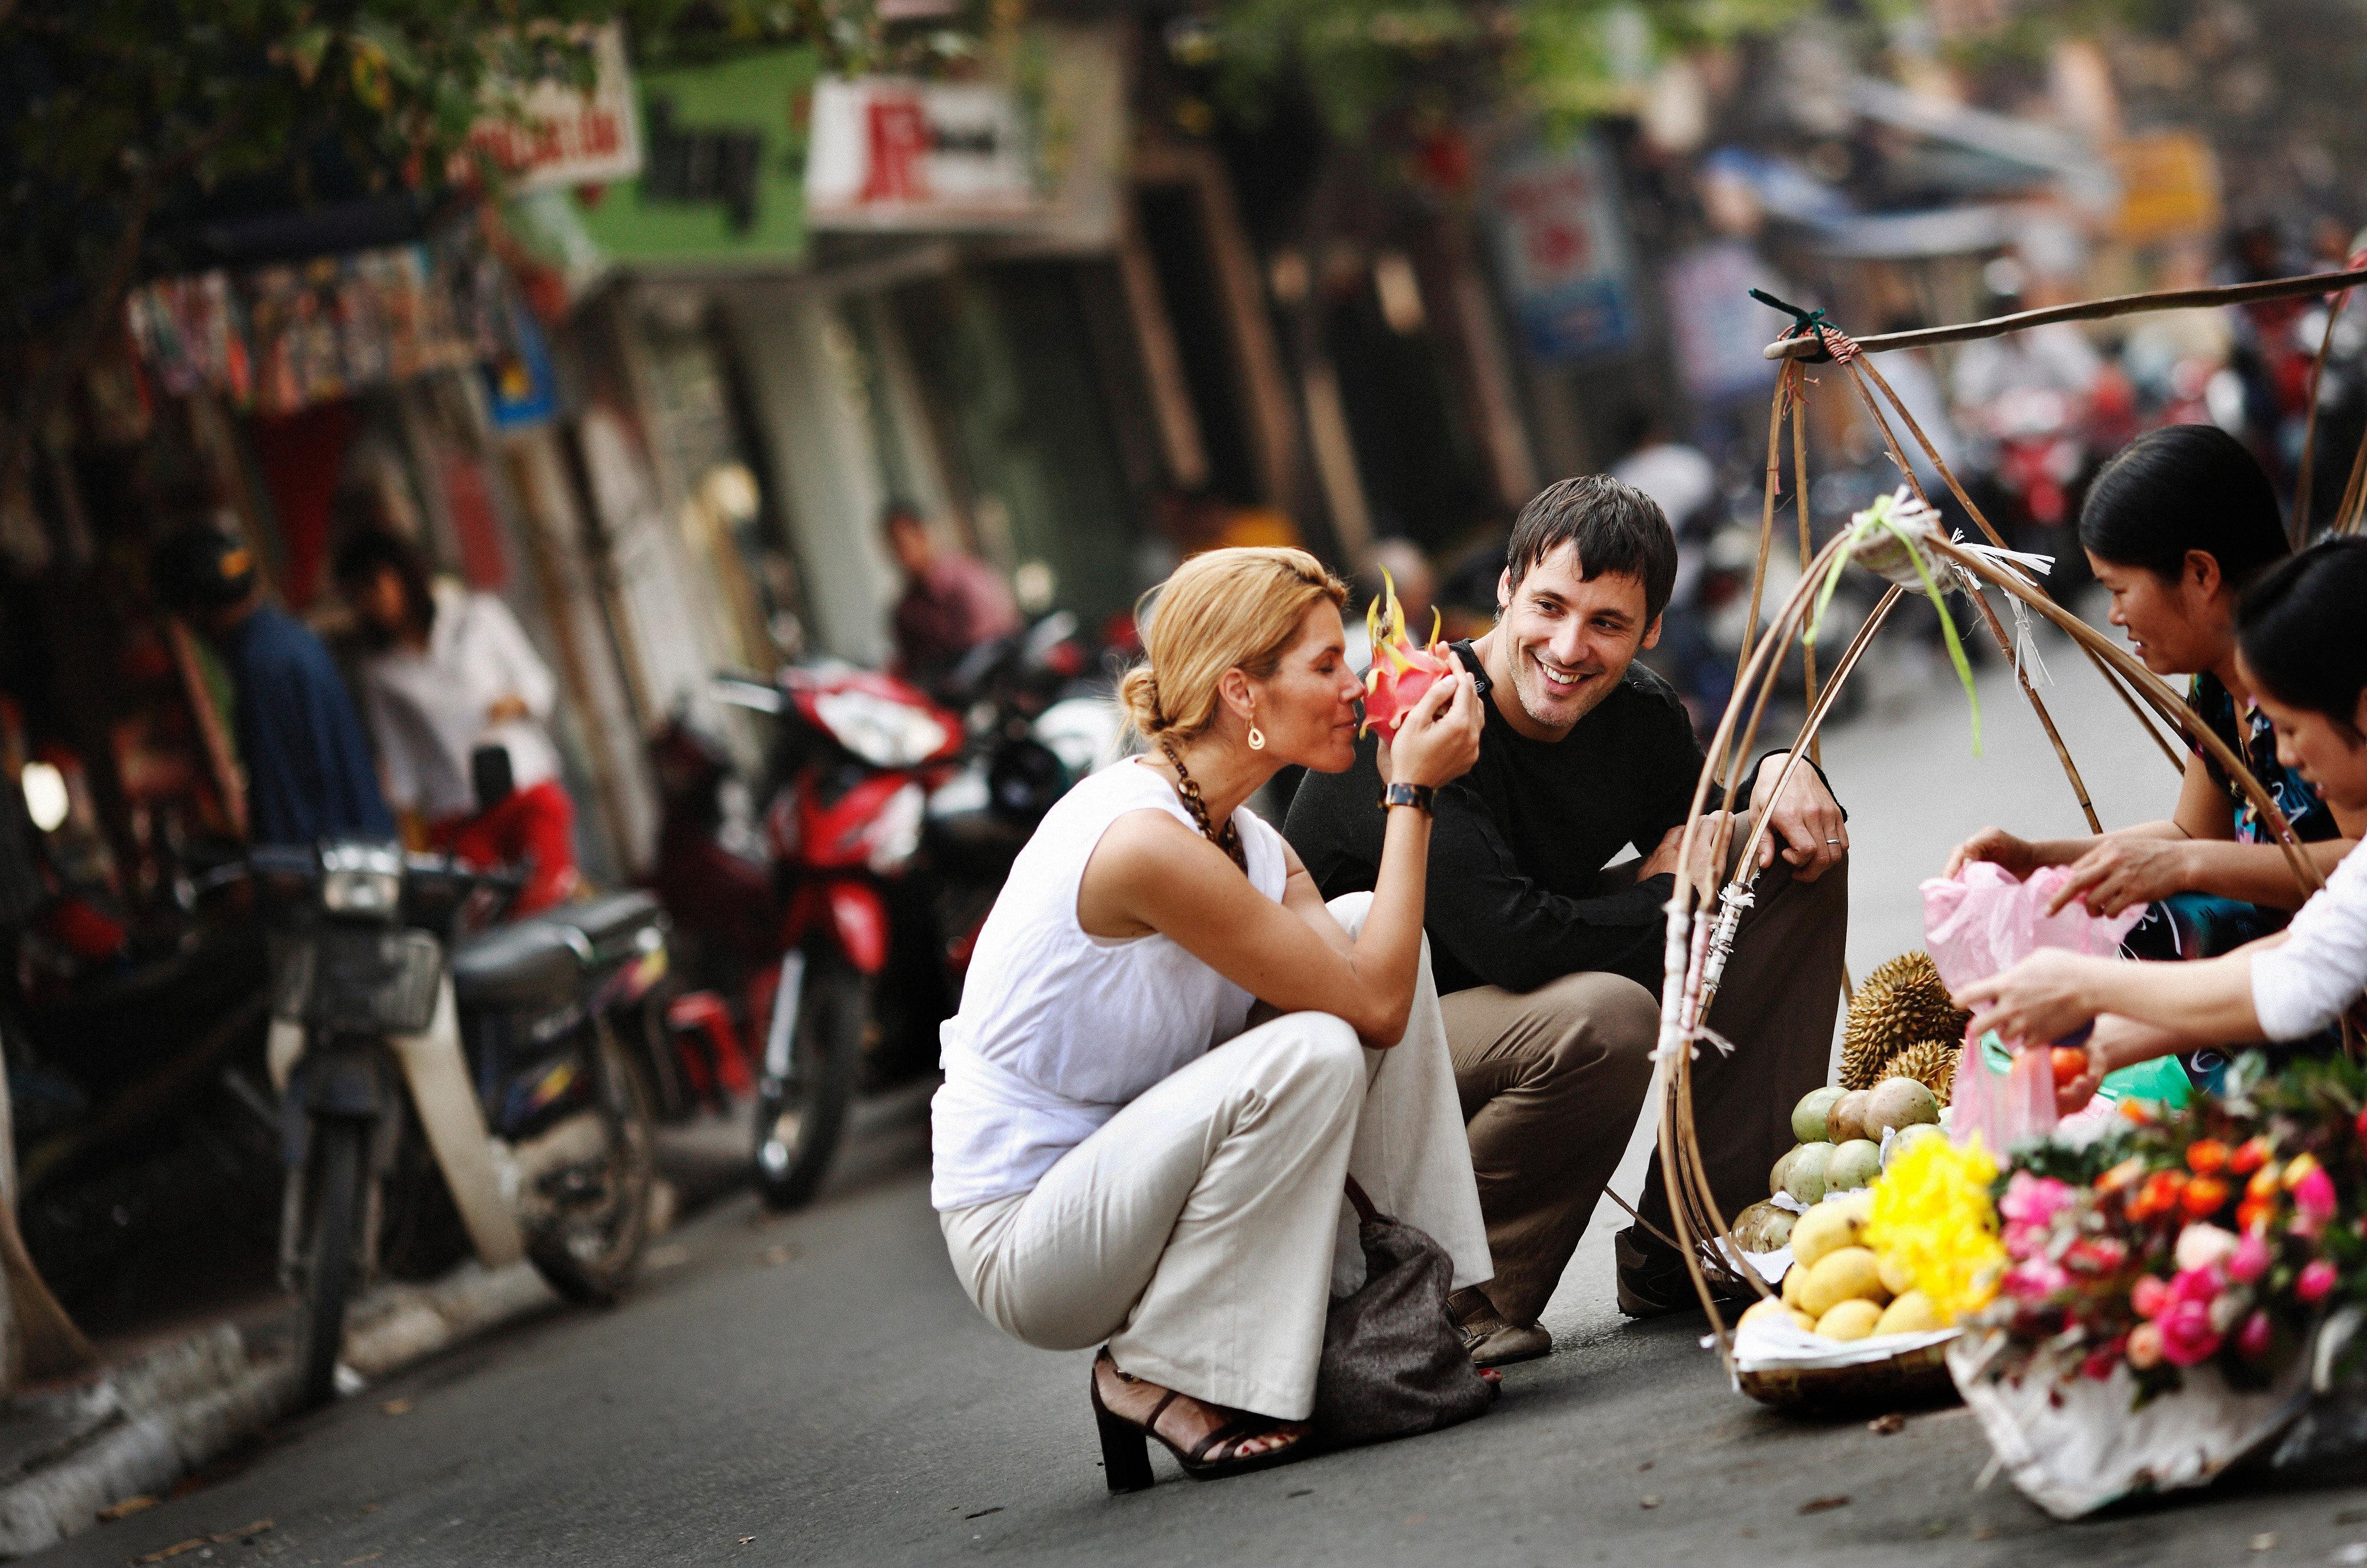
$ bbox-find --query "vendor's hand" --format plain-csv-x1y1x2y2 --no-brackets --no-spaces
486,694,531,725
1945,826,2039,880
1752,753,1846,882
2044,838,2186,918
1954,949,2113,1052
1383,666,1481,791
1638,811,1728,909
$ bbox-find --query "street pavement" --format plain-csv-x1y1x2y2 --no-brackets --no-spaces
38,616,2367,1568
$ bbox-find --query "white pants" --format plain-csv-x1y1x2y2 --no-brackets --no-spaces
939,893,1491,1420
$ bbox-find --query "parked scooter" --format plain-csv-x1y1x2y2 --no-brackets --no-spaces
259,841,659,1409
703,666,966,1211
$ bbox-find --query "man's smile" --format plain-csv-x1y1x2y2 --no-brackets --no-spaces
1530,650,1600,698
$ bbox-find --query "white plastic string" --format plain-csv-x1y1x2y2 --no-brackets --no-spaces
1951,536,2057,688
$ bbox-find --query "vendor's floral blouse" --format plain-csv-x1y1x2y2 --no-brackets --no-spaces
2191,672,2338,847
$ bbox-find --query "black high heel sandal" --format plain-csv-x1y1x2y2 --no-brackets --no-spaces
1088,1350,1309,1494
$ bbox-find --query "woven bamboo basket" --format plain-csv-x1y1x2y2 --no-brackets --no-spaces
1736,1336,1958,1415
1663,266,2367,1397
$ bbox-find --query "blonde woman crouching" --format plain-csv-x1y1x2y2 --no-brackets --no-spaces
932,546,1491,1490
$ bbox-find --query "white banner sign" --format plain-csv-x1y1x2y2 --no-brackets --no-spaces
468,23,643,192
804,29,1125,246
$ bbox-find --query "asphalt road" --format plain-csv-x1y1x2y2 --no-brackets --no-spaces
40,621,2367,1568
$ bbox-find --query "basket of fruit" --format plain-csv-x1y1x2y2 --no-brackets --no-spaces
1711,960,1980,1410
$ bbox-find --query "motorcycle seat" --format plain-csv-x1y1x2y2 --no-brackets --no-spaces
450,922,581,1013
532,890,663,963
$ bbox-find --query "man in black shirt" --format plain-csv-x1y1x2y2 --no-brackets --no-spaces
1286,476,1848,1362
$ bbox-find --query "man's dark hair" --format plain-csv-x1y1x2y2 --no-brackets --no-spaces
2080,424,2287,591
2239,536,2367,734
332,528,437,638
155,526,258,614
1505,474,1679,623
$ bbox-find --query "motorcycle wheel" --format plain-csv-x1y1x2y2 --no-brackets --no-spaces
753,955,862,1211
296,1118,366,1411
527,1019,656,1305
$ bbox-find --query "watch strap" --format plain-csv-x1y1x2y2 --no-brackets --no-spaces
1380,782,1436,813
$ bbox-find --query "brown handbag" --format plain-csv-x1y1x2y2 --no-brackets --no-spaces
1311,1177,1497,1447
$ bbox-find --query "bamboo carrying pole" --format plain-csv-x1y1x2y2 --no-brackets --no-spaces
1665,277,2356,1355
1762,264,2367,362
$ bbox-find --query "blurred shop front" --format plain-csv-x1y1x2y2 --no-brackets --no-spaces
507,23,1296,699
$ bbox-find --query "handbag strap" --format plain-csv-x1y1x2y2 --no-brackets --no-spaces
1343,1175,1381,1225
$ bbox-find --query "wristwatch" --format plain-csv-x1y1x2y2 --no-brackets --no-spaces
1380,782,1436,814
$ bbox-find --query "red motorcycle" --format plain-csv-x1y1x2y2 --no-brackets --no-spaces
654,665,967,1209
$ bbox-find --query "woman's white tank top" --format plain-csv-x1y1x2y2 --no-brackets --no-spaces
929,758,1288,1210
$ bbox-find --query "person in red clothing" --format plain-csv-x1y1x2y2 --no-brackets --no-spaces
883,501,1021,695
334,529,579,913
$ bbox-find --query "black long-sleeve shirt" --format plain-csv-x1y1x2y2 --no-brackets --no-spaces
1284,643,1803,997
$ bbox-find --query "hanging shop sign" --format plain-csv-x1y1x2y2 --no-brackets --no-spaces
803,26,1126,247
466,22,644,192
123,235,526,416
1664,241,1785,402
509,45,818,277
2110,131,2220,246
1486,140,1639,362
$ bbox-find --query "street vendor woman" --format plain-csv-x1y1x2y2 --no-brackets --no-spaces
932,546,1491,1490
1945,426,2352,1083
1286,475,1850,1362
1958,538,2367,1098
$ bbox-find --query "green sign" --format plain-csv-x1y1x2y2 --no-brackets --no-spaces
518,46,818,271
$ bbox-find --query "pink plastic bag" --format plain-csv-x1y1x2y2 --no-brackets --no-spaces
1949,1033,2063,1155
1918,864,2149,1154
1918,863,2148,995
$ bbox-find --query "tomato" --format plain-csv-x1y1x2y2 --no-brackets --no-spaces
2051,1046,2089,1087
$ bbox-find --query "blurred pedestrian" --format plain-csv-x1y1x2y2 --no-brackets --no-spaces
884,501,1020,695
334,530,578,913
156,526,394,849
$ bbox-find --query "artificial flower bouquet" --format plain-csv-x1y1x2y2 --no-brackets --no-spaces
1972,1053,2355,1396
1942,1052,2367,1516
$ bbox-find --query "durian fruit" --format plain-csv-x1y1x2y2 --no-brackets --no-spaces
1885,1038,1960,1107
1839,952,1969,1090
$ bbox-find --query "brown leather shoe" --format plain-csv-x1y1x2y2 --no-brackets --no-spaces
1448,1286,1552,1368
1613,1225,1754,1318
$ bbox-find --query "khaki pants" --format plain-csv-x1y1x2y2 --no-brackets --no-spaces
1443,853,1848,1325
939,893,1491,1421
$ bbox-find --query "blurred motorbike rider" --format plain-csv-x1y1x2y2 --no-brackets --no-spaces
334,529,577,914
156,525,395,849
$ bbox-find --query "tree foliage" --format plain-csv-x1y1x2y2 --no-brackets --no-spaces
0,0,983,481
1198,0,1817,142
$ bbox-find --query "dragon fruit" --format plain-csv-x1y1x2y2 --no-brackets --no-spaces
1360,569,1455,737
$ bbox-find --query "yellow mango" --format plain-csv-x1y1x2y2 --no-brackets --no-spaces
1788,1203,1861,1270
1816,1299,1884,1340
1875,1290,1944,1336
1798,1246,1890,1318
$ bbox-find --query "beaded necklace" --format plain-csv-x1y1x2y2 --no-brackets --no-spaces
1157,738,1246,872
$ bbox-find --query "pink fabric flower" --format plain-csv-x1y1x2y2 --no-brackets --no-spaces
2002,1258,2069,1302
2237,1310,2274,1360
2298,1258,2338,1304
2127,1321,2164,1369
2064,1237,2127,1276
2169,1265,2223,1307
2294,1166,2337,1223
2226,1232,2273,1285
2158,1299,2224,1367
2001,1172,2077,1230
2131,1275,2170,1319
